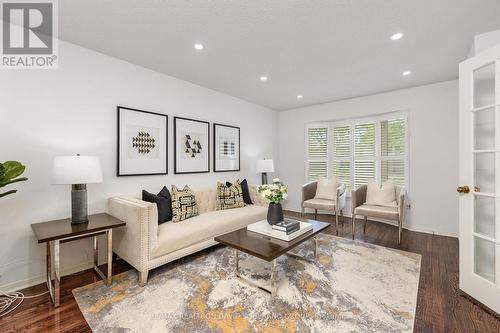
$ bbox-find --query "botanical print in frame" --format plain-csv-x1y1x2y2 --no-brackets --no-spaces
213,123,240,172
117,106,168,176
174,117,210,174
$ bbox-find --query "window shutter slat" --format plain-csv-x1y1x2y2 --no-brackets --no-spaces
332,126,351,158
354,123,375,156
381,118,405,156
307,128,327,158
307,127,328,181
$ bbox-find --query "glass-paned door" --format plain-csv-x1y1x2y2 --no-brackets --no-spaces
459,44,500,314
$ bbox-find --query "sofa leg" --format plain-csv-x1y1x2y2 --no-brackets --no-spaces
314,209,317,220
363,216,367,233
138,270,149,286
352,215,355,240
335,212,339,235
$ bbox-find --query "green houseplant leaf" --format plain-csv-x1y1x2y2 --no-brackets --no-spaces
0,160,28,198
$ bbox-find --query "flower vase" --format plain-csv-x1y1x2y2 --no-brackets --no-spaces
267,202,284,225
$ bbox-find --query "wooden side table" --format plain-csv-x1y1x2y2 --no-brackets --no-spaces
31,213,126,307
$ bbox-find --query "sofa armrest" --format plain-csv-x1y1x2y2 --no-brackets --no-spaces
249,185,269,206
351,185,367,213
107,197,158,272
302,181,317,205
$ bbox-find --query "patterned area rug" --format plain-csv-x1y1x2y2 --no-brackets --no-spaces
73,234,421,332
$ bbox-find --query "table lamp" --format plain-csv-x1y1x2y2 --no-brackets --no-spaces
256,159,274,185
52,155,103,224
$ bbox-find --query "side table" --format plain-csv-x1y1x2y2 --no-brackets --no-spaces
31,213,126,306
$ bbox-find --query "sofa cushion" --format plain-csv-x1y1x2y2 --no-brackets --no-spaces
217,180,245,210
153,205,267,258
142,187,172,224
171,185,199,222
227,179,253,205
354,204,399,220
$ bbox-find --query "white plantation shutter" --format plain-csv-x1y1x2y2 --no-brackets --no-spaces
304,114,407,193
306,127,328,181
380,118,406,186
354,123,375,187
331,125,351,191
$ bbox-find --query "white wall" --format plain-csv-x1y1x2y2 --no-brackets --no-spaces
0,41,278,290
278,80,459,237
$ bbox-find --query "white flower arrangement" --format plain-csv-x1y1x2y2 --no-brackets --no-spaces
257,178,288,204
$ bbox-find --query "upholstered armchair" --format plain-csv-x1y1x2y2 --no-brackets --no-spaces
301,181,346,233
351,185,407,244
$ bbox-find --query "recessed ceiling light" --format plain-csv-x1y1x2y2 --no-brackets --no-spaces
297,94,303,99
260,76,268,82
391,33,404,41
194,43,204,50
402,70,412,76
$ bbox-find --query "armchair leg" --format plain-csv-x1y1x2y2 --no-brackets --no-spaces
301,206,304,218
340,210,344,228
314,209,317,220
335,212,339,235
363,216,367,233
398,219,402,245
352,215,355,240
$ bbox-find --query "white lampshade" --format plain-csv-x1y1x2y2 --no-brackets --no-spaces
256,159,274,173
52,155,103,184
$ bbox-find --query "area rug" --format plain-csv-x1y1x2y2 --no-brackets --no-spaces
73,234,421,333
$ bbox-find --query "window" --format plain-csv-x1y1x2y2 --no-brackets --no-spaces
306,127,328,181
306,112,408,191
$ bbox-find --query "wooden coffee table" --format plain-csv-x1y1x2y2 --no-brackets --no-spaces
215,219,330,296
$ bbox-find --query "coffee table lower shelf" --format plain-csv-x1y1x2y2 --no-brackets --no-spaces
233,236,318,296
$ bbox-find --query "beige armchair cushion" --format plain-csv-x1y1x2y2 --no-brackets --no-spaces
366,179,397,207
354,205,399,221
314,177,338,201
302,198,337,211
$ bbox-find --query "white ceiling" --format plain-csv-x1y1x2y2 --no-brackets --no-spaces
59,0,500,111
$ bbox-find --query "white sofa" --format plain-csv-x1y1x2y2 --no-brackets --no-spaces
107,185,268,285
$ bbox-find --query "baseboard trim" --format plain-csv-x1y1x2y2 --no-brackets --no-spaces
0,259,104,293
285,209,458,238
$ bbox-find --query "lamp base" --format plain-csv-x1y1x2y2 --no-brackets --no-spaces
71,184,88,224
261,173,268,185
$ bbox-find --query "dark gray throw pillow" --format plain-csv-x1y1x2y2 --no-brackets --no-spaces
226,179,253,205
142,186,172,224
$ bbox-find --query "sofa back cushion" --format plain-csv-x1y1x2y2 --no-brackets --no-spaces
216,180,245,210
193,187,217,213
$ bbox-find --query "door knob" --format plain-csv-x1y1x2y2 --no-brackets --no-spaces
457,185,470,194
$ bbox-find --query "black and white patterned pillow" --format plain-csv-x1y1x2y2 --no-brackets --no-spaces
171,185,198,222
216,180,245,211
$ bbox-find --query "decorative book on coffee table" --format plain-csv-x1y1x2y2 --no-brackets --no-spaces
247,219,313,241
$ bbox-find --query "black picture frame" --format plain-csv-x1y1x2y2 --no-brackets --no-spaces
213,123,241,172
174,116,210,174
117,106,168,176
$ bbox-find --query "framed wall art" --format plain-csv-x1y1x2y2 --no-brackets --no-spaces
213,123,240,172
174,116,210,174
117,106,168,176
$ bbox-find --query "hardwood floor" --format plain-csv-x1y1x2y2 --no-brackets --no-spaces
1,212,499,332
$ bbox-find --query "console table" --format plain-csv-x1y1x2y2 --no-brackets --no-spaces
31,213,126,306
